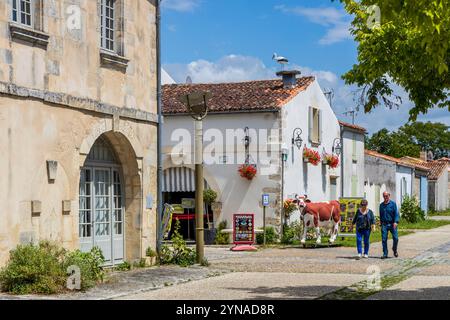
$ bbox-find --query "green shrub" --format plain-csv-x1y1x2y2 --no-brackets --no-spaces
256,226,278,245
133,259,147,269
214,220,229,245
203,189,218,204
64,247,105,290
114,261,131,271
281,222,302,244
400,195,425,223
159,220,197,267
0,241,66,294
145,247,157,257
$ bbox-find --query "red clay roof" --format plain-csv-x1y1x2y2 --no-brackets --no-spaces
365,150,428,171
339,121,367,133
424,159,449,180
399,156,431,172
162,77,315,114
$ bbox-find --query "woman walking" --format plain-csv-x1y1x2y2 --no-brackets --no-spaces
352,199,376,259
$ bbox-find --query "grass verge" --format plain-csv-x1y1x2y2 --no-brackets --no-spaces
399,219,450,230
428,209,450,216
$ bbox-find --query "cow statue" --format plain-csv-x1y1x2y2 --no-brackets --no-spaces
294,195,341,245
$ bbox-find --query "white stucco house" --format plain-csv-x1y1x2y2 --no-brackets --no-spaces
364,150,430,215
339,122,367,198
161,70,363,239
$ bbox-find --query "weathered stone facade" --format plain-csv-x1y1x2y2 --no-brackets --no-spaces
0,0,158,266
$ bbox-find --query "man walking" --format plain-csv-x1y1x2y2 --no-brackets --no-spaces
379,192,399,259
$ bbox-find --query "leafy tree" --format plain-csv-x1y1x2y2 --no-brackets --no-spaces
399,122,450,158
366,122,449,159
339,0,450,120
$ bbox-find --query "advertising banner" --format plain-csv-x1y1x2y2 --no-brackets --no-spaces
339,197,364,234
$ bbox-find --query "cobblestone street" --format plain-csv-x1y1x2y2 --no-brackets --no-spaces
2,219,449,300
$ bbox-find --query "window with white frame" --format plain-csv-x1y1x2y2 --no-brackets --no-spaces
11,0,33,27
308,106,322,145
101,0,117,52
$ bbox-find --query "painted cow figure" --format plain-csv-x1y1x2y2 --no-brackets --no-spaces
294,195,341,245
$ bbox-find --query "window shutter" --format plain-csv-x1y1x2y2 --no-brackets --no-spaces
318,109,322,144
308,107,313,143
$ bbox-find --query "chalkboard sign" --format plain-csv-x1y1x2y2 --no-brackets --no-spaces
232,214,255,245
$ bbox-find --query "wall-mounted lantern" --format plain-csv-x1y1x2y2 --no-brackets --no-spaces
292,128,303,150
46,160,58,182
243,127,251,148
332,138,342,156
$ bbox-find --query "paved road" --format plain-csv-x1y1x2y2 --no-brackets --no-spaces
120,220,450,300
2,218,449,300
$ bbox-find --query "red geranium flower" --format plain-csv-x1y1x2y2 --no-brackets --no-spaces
238,164,257,180
303,147,321,166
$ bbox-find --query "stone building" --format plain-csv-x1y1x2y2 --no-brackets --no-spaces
0,0,159,266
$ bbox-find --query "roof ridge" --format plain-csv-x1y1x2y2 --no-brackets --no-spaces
162,76,315,87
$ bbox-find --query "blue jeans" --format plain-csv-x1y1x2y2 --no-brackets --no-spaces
356,229,371,255
381,223,399,257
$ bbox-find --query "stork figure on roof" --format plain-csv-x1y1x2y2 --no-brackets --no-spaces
272,53,289,70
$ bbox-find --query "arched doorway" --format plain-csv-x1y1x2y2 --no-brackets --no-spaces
79,136,125,265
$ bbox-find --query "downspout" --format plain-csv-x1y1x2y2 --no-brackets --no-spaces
156,0,163,253
340,125,344,198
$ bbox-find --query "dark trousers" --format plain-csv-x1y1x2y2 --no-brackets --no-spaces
356,229,371,255
381,223,399,256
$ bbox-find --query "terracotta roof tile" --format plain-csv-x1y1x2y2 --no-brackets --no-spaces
424,159,449,180
339,121,367,133
162,77,315,114
365,150,428,170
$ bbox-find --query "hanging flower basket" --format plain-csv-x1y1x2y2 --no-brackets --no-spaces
323,153,340,169
283,199,297,218
238,164,257,180
303,147,321,166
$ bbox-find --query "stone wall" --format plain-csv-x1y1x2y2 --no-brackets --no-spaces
0,0,158,266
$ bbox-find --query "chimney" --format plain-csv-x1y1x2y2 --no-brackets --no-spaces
420,151,427,161
276,70,301,89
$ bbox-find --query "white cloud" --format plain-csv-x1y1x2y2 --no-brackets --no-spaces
161,0,201,12
163,55,338,85
275,5,352,45
163,55,448,133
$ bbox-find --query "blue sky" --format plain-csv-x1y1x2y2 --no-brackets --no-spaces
161,0,449,134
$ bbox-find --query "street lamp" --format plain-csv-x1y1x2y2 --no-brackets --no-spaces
179,91,211,263
281,145,289,236
332,138,342,156
292,128,303,150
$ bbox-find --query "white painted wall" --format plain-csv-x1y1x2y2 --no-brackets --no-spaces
162,112,281,229
162,79,344,230
281,80,341,222
342,130,365,198
364,181,387,216
396,165,413,207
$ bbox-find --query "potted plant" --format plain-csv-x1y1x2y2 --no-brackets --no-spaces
303,147,321,166
238,164,257,180
203,189,218,245
145,247,157,266
283,199,297,219
323,153,340,169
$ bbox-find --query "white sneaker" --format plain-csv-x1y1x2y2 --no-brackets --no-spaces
364,254,369,259
356,254,362,260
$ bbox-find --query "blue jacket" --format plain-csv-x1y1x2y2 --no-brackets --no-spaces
379,201,399,224
352,209,375,231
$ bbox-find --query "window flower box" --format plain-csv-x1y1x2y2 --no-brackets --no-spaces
303,147,321,166
323,153,340,169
